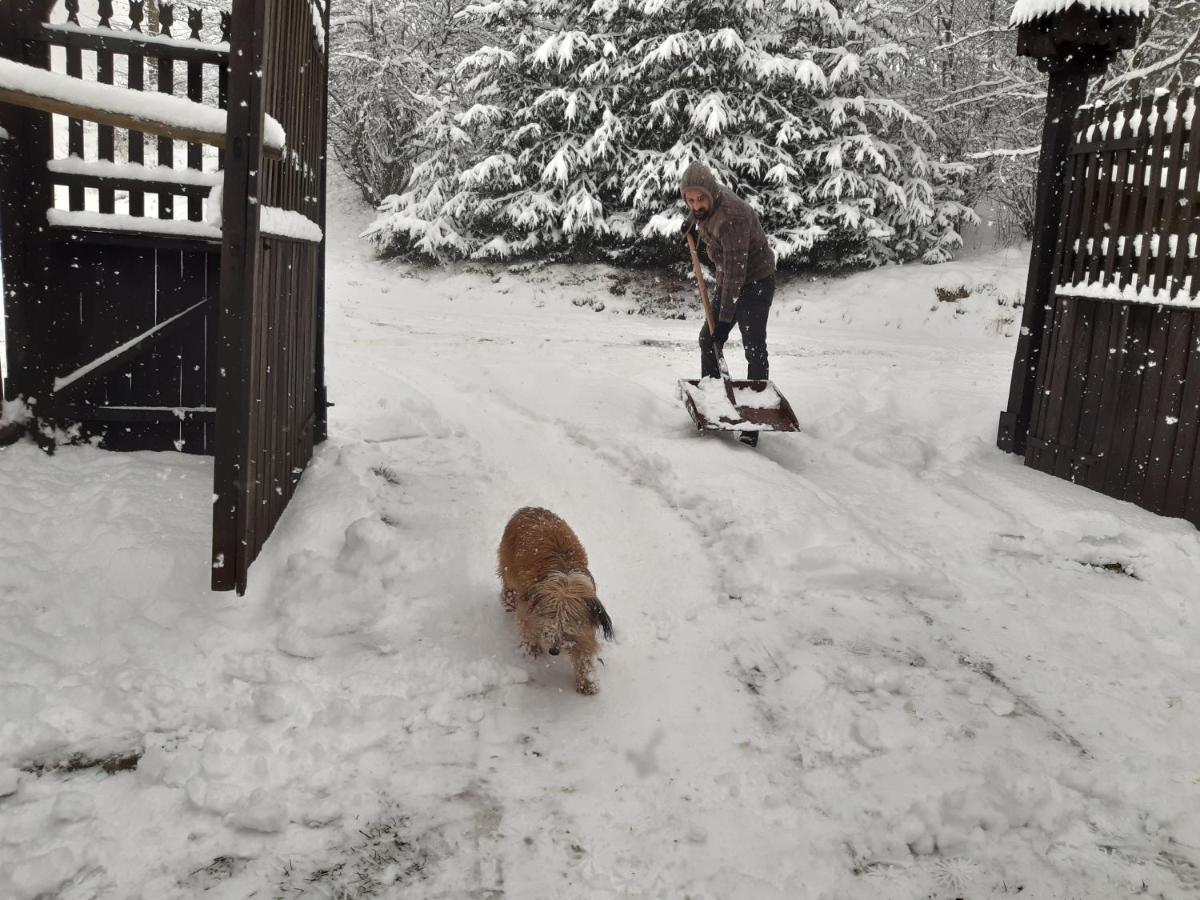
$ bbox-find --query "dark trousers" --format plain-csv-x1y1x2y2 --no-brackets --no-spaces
699,276,775,380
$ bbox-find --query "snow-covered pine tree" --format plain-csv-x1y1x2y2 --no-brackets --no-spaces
366,0,974,266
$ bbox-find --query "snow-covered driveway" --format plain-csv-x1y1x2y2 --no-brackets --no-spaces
1,179,1197,899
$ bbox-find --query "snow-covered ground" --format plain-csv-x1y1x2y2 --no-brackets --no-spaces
2,174,1199,900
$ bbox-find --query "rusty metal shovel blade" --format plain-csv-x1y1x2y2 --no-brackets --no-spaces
677,377,801,432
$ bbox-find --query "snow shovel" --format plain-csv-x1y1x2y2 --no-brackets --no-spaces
677,232,801,435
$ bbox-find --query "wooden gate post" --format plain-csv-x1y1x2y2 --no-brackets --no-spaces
211,0,329,594
996,2,1144,455
211,0,268,592
314,0,331,445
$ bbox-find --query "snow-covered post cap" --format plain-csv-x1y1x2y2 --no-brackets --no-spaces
1010,0,1149,26
1011,0,1145,73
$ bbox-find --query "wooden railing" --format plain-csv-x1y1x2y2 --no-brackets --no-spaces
44,0,227,223
1053,88,1200,305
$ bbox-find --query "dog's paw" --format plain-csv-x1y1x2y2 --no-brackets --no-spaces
576,680,598,695
501,590,518,612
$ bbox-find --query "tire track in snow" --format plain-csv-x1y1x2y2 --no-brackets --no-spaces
417,362,1045,722
395,363,1093,889
560,416,1099,760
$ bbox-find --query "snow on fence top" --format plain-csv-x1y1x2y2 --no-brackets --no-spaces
260,206,323,243
46,208,222,240
46,204,323,245
1077,93,1196,145
43,22,230,54
1009,0,1150,25
0,57,286,155
1058,276,1198,309
47,157,223,187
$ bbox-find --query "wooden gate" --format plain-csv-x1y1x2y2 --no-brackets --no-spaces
1,0,329,593
211,0,329,593
0,0,232,452
1025,87,1200,524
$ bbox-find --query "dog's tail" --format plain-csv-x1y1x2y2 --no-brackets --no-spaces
587,598,614,641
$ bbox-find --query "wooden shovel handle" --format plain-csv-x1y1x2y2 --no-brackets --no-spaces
686,232,718,337
686,232,737,406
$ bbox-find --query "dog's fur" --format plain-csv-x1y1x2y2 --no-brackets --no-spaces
497,507,614,695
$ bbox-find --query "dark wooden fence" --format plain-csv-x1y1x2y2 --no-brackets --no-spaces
211,0,329,593
1024,86,1200,523
1,0,330,593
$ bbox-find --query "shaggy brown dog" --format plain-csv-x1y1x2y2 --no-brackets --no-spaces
497,507,614,695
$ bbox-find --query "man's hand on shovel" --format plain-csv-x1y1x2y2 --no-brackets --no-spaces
711,318,733,348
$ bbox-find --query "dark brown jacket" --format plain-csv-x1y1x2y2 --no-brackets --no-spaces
680,162,775,322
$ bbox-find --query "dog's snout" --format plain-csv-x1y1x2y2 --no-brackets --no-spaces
548,646,560,656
